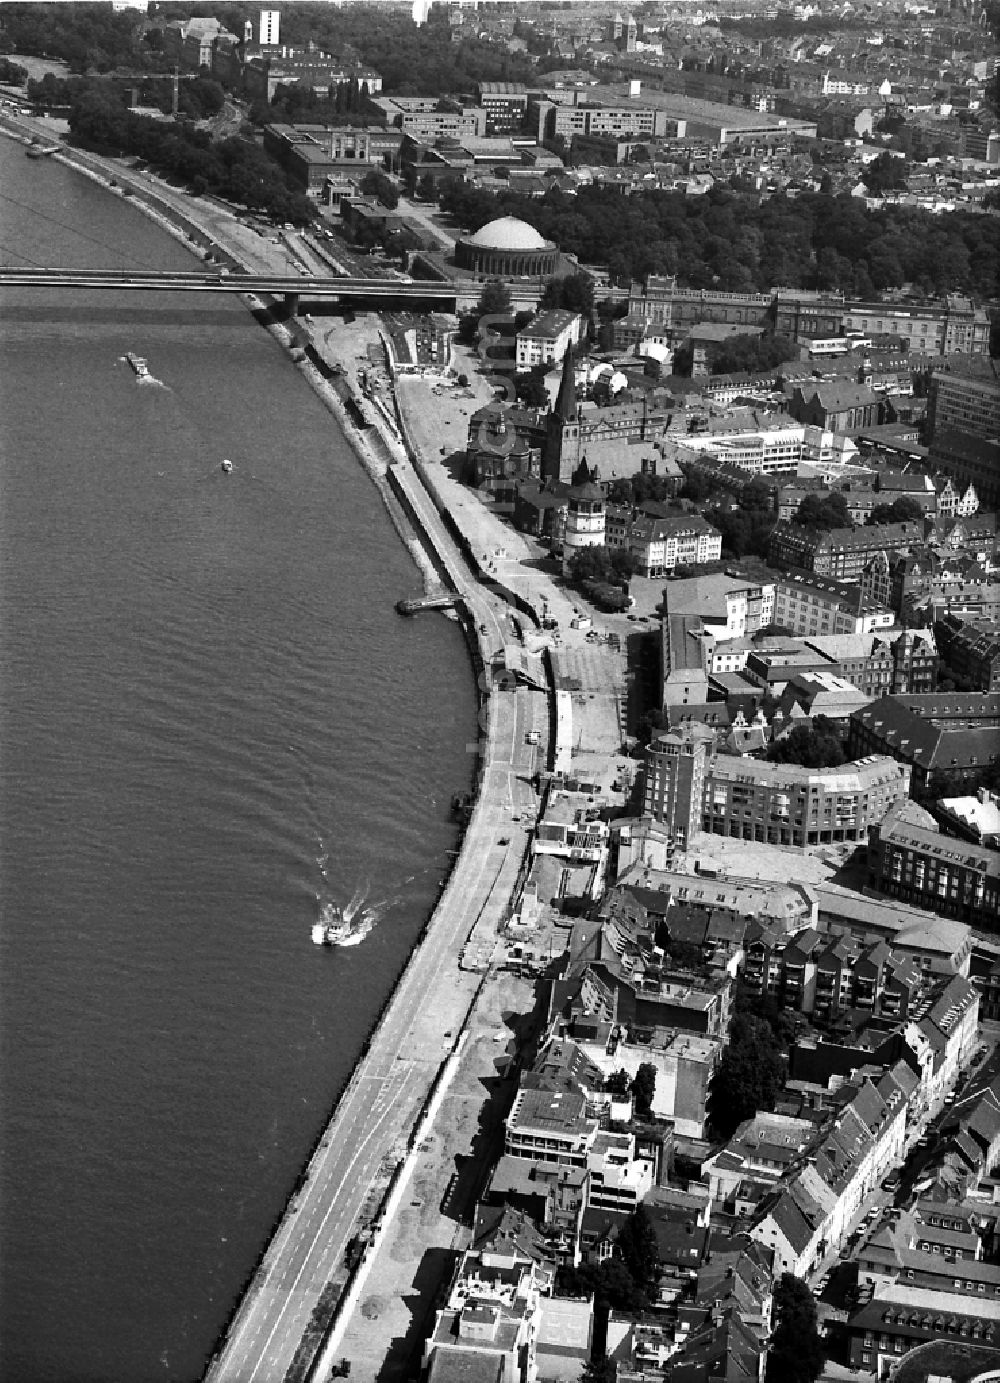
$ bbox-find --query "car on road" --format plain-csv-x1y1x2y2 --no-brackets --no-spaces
882,1171,902,1191
525,730,540,745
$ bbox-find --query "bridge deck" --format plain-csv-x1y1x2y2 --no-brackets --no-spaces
0,267,457,302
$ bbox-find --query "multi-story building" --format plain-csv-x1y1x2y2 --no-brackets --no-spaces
514,309,583,374
505,1087,599,1170
422,1246,550,1379
703,754,910,851
788,381,883,434
748,1066,914,1276
814,883,973,979
839,295,991,356
262,122,404,192
934,614,1000,692
663,572,776,643
611,512,722,578
674,423,851,477
848,693,1000,797
642,736,910,851
868,799,1000,928
561,480,606,575
476,81,528,136
927,366,1000,445
773,571,895,638
846,1282,1000,1375
801,629,938,697
642,724,714,849
928,432,1000,510
935,788,1000,848
743,925,922,1021
769,521,924,581
373,94,486,139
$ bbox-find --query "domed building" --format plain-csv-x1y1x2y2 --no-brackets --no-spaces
455,216,558,280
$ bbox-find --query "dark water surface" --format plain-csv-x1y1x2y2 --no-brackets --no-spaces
0,142,475,1383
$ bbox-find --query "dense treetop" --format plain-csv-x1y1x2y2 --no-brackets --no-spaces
438,180,1000,297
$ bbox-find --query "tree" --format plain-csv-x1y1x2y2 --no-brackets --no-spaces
709,1015,786,1139
632,1063,657,1121
795,492,851,531
767,717,846,769
767,1274,826,1383
360,169,398,210
540,271,595,319
604,1069,631,1098
862,151,908,196
866,496,924,525
615,1205,660,1297
742,478,774,512
477,279,511,317
581,1360,616,1383
516,370,550,408
706,331,799,376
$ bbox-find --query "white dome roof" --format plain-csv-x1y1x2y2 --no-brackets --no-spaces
465,217,549,251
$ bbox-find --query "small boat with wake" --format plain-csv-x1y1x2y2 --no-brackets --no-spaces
125,352,151,380
311,905,366,947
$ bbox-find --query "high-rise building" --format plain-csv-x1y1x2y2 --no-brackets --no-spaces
259,9,279,46
642,725,714,849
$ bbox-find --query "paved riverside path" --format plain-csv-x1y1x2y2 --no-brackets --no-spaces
204,468,534,1383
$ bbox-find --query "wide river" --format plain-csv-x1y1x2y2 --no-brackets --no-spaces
0,140,476,1383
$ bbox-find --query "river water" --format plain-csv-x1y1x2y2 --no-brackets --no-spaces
0,141,476,1383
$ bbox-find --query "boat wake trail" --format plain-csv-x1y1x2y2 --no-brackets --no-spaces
343,881,369,924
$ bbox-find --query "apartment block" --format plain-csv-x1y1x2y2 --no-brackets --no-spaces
848,693,1000,797
927,367,1000,443
774,570,896,638
769,521,925,581
699,754,910,851
868,799,1000,928
514,309,583,374
934,614,1000,692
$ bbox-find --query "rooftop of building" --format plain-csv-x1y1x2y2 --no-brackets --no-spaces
462,216,552,252
877,802,1000,878
518,308,580,339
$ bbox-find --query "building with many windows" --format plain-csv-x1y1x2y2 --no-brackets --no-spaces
610,512,722,578
514,309,583,374
848,693,1000,797
769,521,924,581
927,366,1000,444
846,1282,1000,1375
699,754,911,851
867,799,1000,928
773,571,896,638
643,728,910,851
476,81,529,135
934,615,1000,692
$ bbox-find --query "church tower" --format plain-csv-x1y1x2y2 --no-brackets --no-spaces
543,348,581,484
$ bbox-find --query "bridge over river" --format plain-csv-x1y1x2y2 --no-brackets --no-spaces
0,267,458,312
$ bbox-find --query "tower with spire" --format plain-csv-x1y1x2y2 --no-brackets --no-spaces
543,348,581,484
